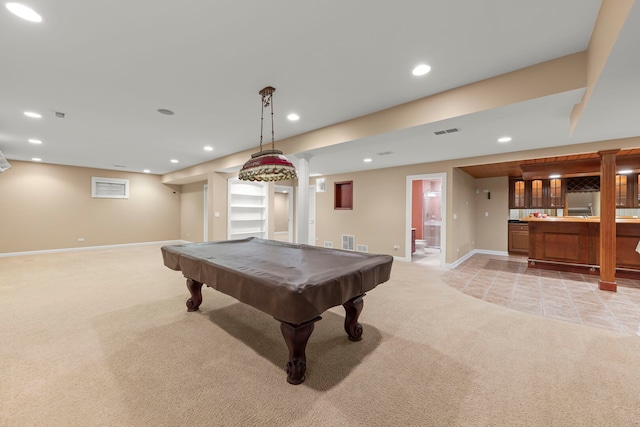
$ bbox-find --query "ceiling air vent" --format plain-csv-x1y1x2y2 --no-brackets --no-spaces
54,111,66,118
376,151,393,156
434,127,460,135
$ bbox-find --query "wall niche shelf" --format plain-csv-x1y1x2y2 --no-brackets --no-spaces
334,181,353,210
228,178,268,240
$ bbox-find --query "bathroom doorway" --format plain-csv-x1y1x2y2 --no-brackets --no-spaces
406,173,446,266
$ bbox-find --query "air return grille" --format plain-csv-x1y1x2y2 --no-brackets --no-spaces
434,128,460,135
342,235,355,251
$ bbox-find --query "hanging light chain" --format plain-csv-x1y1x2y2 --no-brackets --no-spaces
239,86,296,182
270,90,275,151
258,86,276,153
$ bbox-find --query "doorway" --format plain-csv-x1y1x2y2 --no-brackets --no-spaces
406,173,446,266
274,185,294,242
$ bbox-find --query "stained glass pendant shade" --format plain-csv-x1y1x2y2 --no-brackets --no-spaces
238,86,297,182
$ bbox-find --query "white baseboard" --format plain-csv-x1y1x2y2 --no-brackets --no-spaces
0,240,191,258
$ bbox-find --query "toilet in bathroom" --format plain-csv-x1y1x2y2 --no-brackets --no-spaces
415,239,426,253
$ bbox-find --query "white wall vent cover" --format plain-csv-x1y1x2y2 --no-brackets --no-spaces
342,235,355,251
356,244,368,253
324,241,333,248
92,177,129,199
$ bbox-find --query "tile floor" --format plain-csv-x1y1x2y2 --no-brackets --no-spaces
440,253,640,336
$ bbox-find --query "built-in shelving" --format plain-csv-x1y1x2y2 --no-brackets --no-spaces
228,178,268,240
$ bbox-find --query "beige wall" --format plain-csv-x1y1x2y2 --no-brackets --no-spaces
180,181,206,242
474,176,509,252
450,168,477,260
315,162,458,259
0,161,180,253
206,172,230,241
274,193,289,232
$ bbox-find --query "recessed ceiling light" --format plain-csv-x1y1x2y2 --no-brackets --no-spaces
6,3,42,22
412,64,431,76
309,173,323,177
287,113,300,121
31,157,42,162
170,159,179,163
24,111,42,119
204,146,213,151
28,139,42,144
143,169,151,173
497,137,512,143
618,169,633,174
364,158,372,163
549,174,561,179
158,109,174,115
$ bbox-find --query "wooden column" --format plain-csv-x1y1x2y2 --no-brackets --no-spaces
599,149,619,291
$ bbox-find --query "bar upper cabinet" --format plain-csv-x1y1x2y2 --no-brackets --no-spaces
547,178,565,208
509,177,565,209
509,178,527,209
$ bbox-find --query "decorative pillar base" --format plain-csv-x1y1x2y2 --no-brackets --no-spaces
598,280,617,292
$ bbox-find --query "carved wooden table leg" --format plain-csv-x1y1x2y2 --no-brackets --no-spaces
343,294,365,341
185,278,203,312
279,317,321,385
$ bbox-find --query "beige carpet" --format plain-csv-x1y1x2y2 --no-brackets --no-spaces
2,244,640,426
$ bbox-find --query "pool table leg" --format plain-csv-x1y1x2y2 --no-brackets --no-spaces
185,278,203,312
279,317,321,385
343,294,365,341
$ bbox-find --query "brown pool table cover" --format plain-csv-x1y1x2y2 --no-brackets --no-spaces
161,238,393,324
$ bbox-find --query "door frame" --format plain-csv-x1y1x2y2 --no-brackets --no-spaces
203,184,208,242
274,184,294,242
405,173,447,265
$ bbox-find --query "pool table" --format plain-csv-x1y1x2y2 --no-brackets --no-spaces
161,237,393,384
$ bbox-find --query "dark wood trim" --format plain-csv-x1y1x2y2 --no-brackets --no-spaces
527,259,640,281
599,150,618,291
521,159,601,180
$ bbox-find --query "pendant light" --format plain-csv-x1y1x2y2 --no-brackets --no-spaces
238,86,297,182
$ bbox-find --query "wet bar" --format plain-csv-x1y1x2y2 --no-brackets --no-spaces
524,216,640,279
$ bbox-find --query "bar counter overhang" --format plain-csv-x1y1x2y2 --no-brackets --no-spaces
523,216,640,280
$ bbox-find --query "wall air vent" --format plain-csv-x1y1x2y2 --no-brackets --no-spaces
356,244,368,253
434,128,460,135
324,241,333,248
341,235,355,251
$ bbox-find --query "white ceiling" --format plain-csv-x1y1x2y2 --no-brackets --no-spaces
2,0,635,179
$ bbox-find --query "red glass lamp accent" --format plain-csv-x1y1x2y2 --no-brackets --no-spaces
239,86,297,182
238,149,297,182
